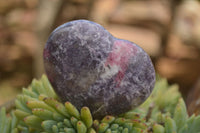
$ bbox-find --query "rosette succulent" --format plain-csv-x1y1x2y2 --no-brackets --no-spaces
1,75,200,133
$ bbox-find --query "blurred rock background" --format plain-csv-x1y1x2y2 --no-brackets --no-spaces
0,0,200,115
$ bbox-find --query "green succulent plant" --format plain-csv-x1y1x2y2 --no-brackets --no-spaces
0,75,200,133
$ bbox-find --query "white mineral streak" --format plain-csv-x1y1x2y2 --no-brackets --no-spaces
101,65,120,79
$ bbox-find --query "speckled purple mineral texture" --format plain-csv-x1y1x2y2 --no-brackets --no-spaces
43,20,155,119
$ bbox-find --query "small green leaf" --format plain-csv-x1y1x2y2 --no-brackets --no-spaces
153,124,165,133
165,116,177,133
65,102,80,119
41,120,57,132
24,115,42,129
77,121,87,133
98,123,109,133
101,116,115,124
81,107,93,128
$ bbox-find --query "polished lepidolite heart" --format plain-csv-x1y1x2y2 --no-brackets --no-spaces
43,20,155,119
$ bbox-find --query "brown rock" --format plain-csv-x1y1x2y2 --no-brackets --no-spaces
13,31,37,56
70,0,92,4
90,0,120,25
174,0,200,48
5,9,36,28
166,34,200,59
24,0,39,9
109,0,171,34
107,24,162,57
0,0,24,14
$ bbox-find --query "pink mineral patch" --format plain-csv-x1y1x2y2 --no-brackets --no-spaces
105,40,137,86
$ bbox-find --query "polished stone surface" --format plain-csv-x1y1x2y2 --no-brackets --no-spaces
44,20,155,118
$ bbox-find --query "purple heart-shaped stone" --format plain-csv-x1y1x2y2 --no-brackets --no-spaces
43,20,155,119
